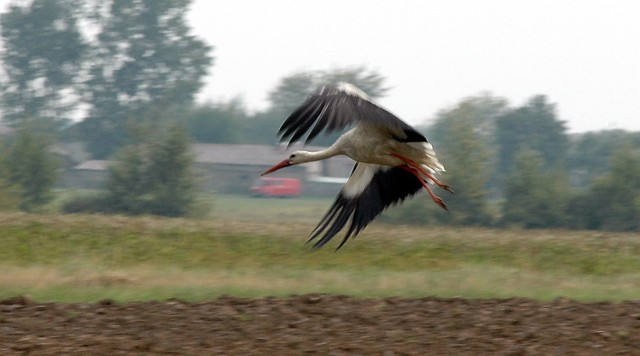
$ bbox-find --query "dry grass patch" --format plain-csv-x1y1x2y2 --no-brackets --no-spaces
2,212,640,301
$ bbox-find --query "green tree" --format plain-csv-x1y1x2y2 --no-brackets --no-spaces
145,124,195,216
105,144,147,214
2,126,58,211
0,0,87,129
426,97,500,225
495,96,568,175
383,95,505,226
267,66,388,115
567,130,640,188
255,66,389,145
185,99,246,144
267,71,317,116
501,148,569,228
0,142,21,211
79,0,212,158
0,177,20,211
567,144,640,231
106,123,195,216
318,66,389,100
241,109,290,145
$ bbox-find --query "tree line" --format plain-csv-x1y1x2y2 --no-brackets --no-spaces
384,94,640,232
1,0,211,158
181,72,640,232
0,0,638,231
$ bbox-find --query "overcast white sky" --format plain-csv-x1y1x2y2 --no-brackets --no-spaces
189,0,640,133
0,0,638,133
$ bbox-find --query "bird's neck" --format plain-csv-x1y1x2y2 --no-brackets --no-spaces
300,145,341,163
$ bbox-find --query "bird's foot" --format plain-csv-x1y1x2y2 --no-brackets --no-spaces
432,196,448,211
398,161,449,210
391,152,452,193
440,183,454,194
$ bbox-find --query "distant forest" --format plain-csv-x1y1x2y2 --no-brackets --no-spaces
0,0,638,231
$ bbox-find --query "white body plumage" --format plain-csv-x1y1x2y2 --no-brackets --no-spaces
262,82,452,249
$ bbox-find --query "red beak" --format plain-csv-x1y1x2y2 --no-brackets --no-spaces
261,159,292,176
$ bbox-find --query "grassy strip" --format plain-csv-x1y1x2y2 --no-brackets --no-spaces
1,213,640,302
3,265,640,303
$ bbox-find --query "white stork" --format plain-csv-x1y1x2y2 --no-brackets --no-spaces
262,82,452,249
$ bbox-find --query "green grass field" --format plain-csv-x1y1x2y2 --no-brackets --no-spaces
1,194,640,302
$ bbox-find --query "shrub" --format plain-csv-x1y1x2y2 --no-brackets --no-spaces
61,193,112,214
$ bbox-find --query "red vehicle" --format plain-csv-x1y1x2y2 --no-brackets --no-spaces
251,177,302,197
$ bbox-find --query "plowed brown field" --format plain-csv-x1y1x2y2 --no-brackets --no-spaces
2,294,640,355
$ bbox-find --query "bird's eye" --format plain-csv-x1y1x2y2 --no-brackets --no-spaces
289,153,297,160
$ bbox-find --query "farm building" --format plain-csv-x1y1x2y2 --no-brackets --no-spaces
191,144,352,194
62,160,112,190
60,143,353,196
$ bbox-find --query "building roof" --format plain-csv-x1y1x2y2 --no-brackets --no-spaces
193,143,287,165
73,143,353,173
0,124,14,136
192,143,337,166
74,160,111,171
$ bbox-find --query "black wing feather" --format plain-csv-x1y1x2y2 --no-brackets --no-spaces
279,95,324,137
286,103,322,143
279,84,427,144
308,164,424,250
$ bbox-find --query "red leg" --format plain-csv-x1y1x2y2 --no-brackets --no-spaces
392,153,453,193
399,165,448,211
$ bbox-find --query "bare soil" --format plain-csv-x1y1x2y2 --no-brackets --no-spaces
2,294,640,355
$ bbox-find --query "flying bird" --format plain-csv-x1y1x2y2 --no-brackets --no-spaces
262,82,452,249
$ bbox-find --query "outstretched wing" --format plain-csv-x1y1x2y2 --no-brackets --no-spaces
308,163,424,249
279,83,427,145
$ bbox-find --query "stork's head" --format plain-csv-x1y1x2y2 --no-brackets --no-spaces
261,150,310,176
